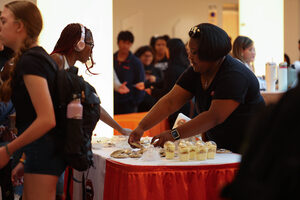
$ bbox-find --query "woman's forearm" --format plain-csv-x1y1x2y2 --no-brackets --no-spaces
175,99,240,139
6,117,55,156
100,106,123,132
138,93,184,131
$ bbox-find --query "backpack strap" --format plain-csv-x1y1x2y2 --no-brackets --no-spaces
65,168,73,200
82,173,86,200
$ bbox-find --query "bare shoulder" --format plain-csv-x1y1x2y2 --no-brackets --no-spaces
50,53,64,70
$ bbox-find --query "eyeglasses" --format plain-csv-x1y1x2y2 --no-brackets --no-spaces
189,26,201,37
85,41,94,49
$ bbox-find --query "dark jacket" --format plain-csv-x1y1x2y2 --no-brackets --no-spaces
152,38,189,100
113,51,145,105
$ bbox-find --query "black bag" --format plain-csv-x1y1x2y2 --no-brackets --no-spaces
26,49,100,171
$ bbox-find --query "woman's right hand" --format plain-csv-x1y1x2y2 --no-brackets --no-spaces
11,162,25,186
128,127,144,148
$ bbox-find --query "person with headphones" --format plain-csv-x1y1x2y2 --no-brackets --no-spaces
50,23,132,199
51,23,131,135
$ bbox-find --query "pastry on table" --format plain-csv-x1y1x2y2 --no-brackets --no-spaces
129,150,143,158
164,141,175,159
110,149,131,158
178,143,189,161
195,141,207,161
186,142,196,160
206,141,217,159
216,148,231,153
141,137,151,145
159,149,166,157
130,142,145,150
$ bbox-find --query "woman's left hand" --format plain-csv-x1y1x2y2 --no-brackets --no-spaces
0,146,10,169
119,128,132,136
151,130,175,147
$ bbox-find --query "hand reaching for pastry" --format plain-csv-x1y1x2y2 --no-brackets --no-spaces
151,130,174,147
119,128,132,136
128,127,144,148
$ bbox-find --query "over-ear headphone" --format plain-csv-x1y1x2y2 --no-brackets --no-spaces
75,24,86,52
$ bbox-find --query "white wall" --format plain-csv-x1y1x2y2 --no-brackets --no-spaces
284,0,300,63
239,0,284,76
113,0,238,53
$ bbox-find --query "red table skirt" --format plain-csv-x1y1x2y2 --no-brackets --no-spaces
103,159,239,200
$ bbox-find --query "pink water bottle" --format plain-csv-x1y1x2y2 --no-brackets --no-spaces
67,94,83,119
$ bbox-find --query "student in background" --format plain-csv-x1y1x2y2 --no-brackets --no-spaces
151,38,191,127
150,35,170,74
134,45,161,112
113,31,145,114
232,36,266,91
232,36,256,72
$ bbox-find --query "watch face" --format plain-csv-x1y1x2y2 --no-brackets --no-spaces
171,129,179,139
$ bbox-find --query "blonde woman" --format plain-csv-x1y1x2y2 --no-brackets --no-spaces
0,1,65,199
232,36,256,72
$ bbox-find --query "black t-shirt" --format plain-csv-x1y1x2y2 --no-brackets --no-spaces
177,55,265,153
154,56,168,72
11,46,57,134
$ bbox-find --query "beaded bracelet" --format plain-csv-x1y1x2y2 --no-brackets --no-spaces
19,158,26,165
5,144,12,156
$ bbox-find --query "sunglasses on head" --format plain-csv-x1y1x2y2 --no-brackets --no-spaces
189,26,201,37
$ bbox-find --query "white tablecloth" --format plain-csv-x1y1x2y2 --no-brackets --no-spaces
72,144,241,200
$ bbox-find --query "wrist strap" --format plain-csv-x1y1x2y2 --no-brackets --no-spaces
5,144,12,156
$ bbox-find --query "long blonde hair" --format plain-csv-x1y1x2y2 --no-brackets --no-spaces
232,36,253,63
0,1,43,102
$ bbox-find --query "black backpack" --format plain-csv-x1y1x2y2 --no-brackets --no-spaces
26,48,100,172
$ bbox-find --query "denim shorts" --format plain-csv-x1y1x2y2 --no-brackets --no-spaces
22,132,66,176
